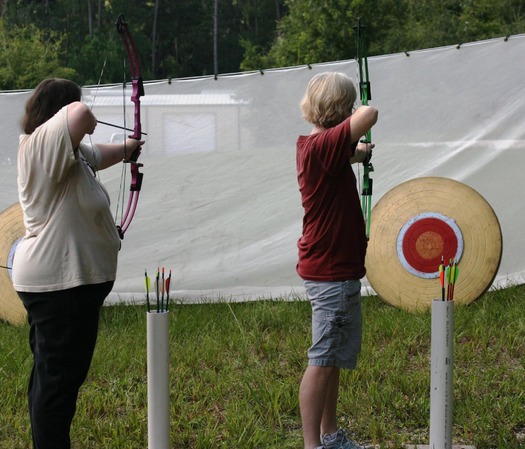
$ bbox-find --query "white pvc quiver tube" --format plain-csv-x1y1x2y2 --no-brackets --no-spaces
429,299,454,449
147,311,170,449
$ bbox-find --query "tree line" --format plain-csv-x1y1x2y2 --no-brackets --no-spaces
0,0,523,90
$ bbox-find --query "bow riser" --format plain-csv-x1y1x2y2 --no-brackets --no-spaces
115,14,145,239
354,18,374,240
117,14,144,157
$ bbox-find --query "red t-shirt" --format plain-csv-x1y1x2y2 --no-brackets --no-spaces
296,118,367,281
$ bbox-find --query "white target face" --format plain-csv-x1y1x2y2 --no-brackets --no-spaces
396,212,463,279
365,177,502,312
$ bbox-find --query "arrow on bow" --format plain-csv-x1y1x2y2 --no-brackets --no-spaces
115,14,145,239
354,18,374,241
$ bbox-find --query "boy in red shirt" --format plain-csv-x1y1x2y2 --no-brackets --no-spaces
296,72,378,449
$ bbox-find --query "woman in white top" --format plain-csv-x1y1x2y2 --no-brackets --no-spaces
13,78,143,449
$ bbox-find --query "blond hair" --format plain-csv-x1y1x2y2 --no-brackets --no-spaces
300,72,357,128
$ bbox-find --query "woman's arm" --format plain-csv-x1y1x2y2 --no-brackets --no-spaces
67,102,144,170
96,139,144,170
67,102,97,149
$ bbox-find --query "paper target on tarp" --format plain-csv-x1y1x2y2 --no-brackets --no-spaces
365,177,502,312
0,203,26,325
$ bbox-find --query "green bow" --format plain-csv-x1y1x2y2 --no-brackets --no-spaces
354,18,374,240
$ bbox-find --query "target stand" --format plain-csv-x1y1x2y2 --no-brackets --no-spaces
366,177,502,312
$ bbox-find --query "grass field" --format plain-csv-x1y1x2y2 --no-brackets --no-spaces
1,286,524,448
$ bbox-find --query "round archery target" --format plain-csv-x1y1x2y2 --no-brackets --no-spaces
397,212,463,279
365,177,502,312
0,203,27,326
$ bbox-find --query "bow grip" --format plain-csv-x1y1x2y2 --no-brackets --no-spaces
362,177,373,196
359,80,372,101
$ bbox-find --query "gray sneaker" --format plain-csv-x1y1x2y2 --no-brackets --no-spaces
321,429,366,449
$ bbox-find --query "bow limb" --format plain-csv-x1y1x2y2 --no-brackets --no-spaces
354,18,374,240
115,14,144,239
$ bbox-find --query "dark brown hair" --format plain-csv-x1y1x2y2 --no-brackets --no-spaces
21,78,82,134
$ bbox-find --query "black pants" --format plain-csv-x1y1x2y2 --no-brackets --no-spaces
18,282,113,449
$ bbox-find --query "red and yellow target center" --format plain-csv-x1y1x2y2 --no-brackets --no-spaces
398,215,462,277
414,231,444,260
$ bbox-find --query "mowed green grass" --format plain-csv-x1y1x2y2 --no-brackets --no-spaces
1,286,524,448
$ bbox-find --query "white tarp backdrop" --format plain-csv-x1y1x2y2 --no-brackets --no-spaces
1,35,524,304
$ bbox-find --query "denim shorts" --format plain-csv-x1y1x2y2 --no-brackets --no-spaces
304,280,362,370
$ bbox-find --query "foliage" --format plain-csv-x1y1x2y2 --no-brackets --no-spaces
0,0,523,88
0,19,76,90
1,286,524,448
254,0,525,69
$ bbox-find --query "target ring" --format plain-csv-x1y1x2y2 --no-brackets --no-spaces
365,177,502,312
0,203,26,326
397,212,463,279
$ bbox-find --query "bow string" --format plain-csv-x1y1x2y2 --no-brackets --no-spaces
354,18,374,241
115,14,144,239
